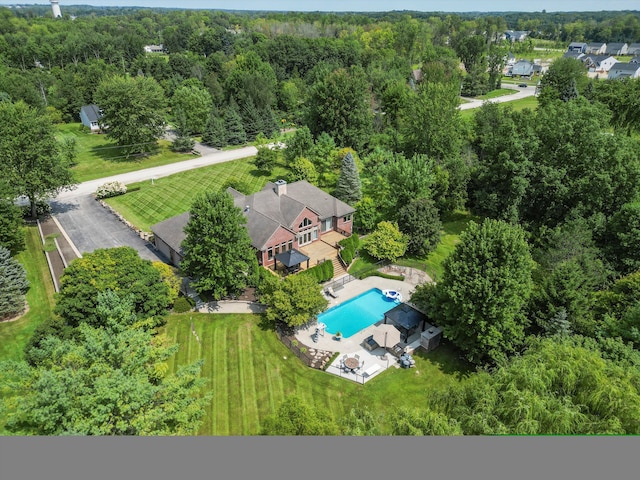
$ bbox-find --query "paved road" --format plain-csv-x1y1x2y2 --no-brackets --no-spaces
458,83,537,110
51,145,258,257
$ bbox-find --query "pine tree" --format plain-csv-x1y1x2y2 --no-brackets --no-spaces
334,152,362,205
224,104,247,146
202,110,226,148
0,246,29,320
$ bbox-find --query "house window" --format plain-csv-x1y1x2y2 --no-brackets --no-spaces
267,248,273,260
299,227,318,246
321,218,332,232
288,240,293,251
299,218,312,229
275,245,280,255
281,242,287,252
343,214,352,222
313,229,318,240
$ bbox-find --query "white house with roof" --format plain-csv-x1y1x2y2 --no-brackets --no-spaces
628,44,640,56
605,43,628,56
568,42,587,53
581,55,617,73
586,42,607,55
608,62,640,79
79,104,102,133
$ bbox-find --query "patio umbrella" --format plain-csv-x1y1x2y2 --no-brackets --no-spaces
372,324,401,349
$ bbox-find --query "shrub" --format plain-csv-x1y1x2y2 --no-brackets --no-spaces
173,296,193,313
299,260,333,283
95,181,127,199
338,234,359,266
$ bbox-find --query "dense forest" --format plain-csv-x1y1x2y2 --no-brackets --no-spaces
1,6,640,435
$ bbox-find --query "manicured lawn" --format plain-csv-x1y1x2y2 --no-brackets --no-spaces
396,211,481,281
475,89,516,100
104,158,290,232
162,312,470,435
0,226,55,362
56,123,197,182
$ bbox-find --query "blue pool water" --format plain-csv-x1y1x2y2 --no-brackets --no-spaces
318,288,398,338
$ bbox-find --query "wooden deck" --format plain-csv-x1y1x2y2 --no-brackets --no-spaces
299,231,347,268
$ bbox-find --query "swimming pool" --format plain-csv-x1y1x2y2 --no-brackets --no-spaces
318,288,399,338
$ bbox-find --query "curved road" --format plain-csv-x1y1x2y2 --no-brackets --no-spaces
459,83,537,110
51,146,258,259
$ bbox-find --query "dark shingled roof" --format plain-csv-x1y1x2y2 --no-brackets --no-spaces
80,104,101,123
150,212,189,255
609,62,640,72
385,303,426,331
274,248,309,268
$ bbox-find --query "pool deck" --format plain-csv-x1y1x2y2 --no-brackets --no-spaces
294,272,430,383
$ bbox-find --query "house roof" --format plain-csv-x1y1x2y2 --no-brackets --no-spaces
568,42,587,47
609,62,640,72
582,54,615,64
229,180,355,250
274,248,309,268
588,42,605,48
563,51,584,59
152,181,356,256
606,42,627,49
630,56,640,64
385,303,426,331
80,104,101,123
150,211,190,256
628,44,640,54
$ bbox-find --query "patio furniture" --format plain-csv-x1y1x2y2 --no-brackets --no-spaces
363,335,379,351
363,364,381,377
326,286,339,298
344,357,359,372
355,354,360,361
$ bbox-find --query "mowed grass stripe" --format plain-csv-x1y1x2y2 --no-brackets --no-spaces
105,158,290,231
226,325,244,434
237,321,260,435
212,320,229,435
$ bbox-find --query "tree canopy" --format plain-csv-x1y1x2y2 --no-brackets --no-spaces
180,190,258,300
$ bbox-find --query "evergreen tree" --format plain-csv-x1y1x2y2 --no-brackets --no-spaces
224,104,247,146
0,197,25,255
0,246,29,320
202,110,226,148
334,152,362,205
170,109,195,153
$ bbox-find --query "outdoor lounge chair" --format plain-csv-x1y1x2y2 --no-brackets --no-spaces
326,287,338,298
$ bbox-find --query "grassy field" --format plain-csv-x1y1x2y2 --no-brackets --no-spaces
104,158,289,232
460,95,539,121
162,313,471,435
56,123,197,183
0,226,55,363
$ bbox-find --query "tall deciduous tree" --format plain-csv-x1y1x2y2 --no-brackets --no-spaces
0,101,76,218
94,75,167,156
537,57,588,106
3,294,210,436
54,246,170,328
334,152,362,206
260,395,339,435
431,219,534,365
181,190,258,300
170,80,213,135
397,197,442,257
0,246,29,320
283,126,314,165
306,66,373,151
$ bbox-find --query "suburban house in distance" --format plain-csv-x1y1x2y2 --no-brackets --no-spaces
605,43,628,56
581,54,617,73
608,62,640,79
568,42,587,53
79,104,102,133
151,180,356,275
586,42,607,54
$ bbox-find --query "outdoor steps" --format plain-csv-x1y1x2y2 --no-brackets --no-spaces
332,257,348,279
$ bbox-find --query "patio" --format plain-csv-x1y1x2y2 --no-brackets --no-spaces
294,275,428,383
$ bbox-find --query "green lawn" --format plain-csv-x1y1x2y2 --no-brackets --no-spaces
475,89,516,100
0,226,55,362
460,95,539,121
57,123,197,183
162,312,470,435
396,211,481,281
104,158,289,232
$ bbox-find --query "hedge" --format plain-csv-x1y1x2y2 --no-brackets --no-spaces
299,260,333,283
338,234,359,266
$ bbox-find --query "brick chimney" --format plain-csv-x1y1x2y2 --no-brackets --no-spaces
274,179,287,196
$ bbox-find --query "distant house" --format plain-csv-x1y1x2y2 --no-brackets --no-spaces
79,104,102,133
510,60,535,77
628,44,640,56
604,43,628,56
608,62,640,79
505,52,516,66
143,44,164,53
630,56,640,64
504,30,528,42
581,55,617,73
563,51,585,60
568,42,587,53
586,42,607,55
151,180,356,269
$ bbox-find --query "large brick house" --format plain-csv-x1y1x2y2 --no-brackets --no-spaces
151,179,355,269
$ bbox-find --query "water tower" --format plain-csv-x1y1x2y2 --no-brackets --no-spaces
51,0,62,18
